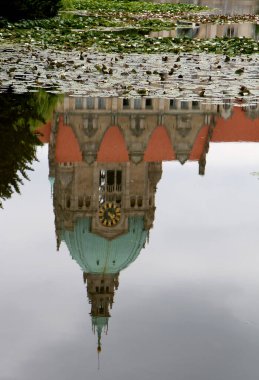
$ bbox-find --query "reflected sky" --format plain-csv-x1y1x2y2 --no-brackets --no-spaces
1,96,259,379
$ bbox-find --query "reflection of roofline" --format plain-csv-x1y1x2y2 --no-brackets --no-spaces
63,110,217,115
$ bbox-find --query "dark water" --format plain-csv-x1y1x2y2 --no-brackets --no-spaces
1,94,259,379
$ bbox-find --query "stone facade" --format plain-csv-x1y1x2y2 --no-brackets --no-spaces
49,97,219,244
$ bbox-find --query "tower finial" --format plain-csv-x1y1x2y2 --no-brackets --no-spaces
97,331,102,353
97,330,102,370
97,348,101,370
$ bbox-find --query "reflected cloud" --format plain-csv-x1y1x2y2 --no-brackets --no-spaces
17,281,259,380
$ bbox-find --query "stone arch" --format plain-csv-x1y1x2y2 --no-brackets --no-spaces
144,126,175,162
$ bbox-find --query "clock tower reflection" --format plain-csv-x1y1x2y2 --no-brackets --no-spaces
41,95,259,352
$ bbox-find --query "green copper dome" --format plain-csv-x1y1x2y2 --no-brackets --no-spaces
62,217,147,274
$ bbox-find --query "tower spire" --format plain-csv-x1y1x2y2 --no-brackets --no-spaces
97,329,101,370
97,325,102,354
92,315,108,369
98,349,100,370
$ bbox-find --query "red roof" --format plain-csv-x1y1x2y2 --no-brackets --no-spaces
55,116,82,162
144,126,175,161
97,126,129,162
38,107,259,163
212,107,259,142
189,126,209,161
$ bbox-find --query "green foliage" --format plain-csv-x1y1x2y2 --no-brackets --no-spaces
0,0,62,21
0,90,59,207
61,0,75,9
61,0,206,13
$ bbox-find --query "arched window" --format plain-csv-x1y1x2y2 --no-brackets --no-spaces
123,98,130,109
130,197,136,208
98,98,106,109
75,97,83,109
145,98,153,109
170,99,177,110
66,196,71,209
85,196,91,207
87,97,94,109
99,170,122,203
137,197,143,207
78,197,83,208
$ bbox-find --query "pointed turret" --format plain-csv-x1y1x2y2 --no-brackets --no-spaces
84,272,119,318
48,176,55,197
84,272,119,354
92,315,109,355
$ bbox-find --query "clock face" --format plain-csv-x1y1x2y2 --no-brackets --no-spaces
99,202,121,227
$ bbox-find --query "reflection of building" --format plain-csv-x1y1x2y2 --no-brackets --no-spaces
83,271,119,353
160,0,258,15
39,96,259,352
150,22,257,40
197,0,258,15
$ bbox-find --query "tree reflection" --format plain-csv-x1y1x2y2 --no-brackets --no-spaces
0,88,59,207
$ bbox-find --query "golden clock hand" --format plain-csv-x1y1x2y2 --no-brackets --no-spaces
108,211,115,220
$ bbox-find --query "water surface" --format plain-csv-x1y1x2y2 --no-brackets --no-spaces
1,2,259,379
1,95,259,379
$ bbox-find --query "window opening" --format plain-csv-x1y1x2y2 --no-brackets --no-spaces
123,98,130,109
75,97,83,109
